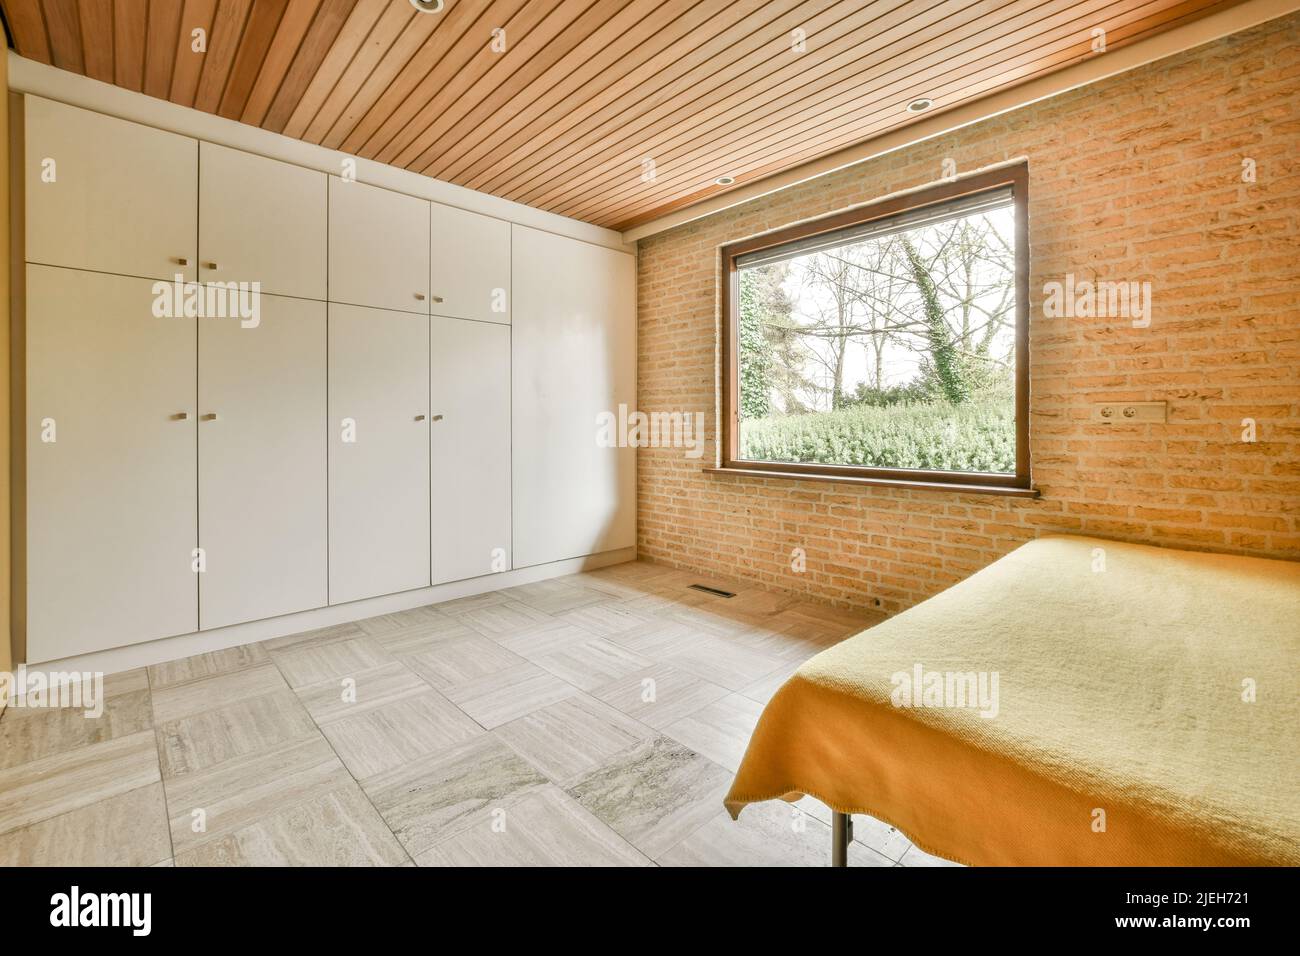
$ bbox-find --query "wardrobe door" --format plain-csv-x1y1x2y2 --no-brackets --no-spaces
198,296,327,630
26,266,197,662
429,203,511,325
24,96,197,282
511,226,636,568
199,142,327,300
329,304,430,604
430,316,511,584
328,178,430,314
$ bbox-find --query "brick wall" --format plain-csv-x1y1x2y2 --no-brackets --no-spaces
635,13,1300,614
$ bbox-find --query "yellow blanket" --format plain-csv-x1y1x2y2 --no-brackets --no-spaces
725,536,1300,865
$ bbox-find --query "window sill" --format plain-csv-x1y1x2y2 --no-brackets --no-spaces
703,465,1040,498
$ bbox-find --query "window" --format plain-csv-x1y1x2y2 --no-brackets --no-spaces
719,165,1031,494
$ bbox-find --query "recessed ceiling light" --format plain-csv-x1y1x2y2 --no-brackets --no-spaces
409,0,444,12
715,176,735,186
907,98,934,113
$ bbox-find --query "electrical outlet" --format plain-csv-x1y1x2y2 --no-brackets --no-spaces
1092,401,1167,424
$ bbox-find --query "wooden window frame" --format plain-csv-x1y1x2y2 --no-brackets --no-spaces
715,164,1034,497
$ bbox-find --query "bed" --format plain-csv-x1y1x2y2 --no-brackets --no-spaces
724,535,1300,866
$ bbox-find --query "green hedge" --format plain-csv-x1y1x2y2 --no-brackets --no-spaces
739,396,1015,473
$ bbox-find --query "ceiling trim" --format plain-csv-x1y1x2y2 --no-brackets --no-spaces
621,0,1300,243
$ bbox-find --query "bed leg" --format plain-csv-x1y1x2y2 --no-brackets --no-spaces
831,811,852,867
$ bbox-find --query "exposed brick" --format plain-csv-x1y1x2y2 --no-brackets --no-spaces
635,16,1300,615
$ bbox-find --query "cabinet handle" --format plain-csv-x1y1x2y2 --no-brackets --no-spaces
414,293,426,301
201,413,219,422
174,257,189,266
431,414,444,422
431,295,444,303
204,262,218,270
414,414,426,421
171,412,190,421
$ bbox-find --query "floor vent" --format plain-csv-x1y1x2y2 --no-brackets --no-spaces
689,583,736,598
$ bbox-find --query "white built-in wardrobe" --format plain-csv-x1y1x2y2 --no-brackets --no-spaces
18,95,635,664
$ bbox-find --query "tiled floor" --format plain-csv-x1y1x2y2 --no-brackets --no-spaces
0,560,960,867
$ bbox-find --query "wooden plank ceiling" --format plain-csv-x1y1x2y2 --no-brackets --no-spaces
1,0,1248,231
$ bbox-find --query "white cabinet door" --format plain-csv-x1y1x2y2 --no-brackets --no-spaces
430,203,511,325
430,317,511,584
511,226,636,568
24,96,197,282
329,304,430,604
199,295,327,630
199,142,327,300
328,178,429,314
26,266,197,662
